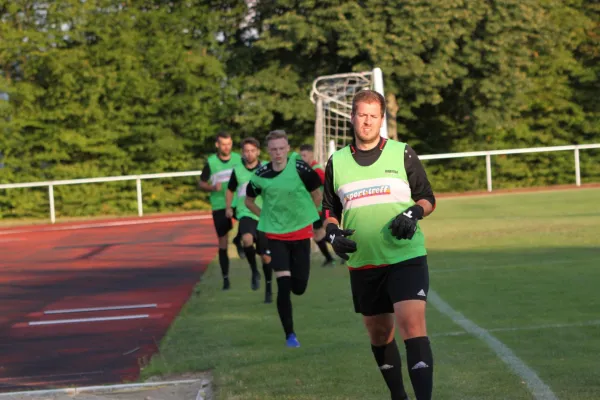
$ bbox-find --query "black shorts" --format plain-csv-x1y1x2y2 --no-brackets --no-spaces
349,256,429,316
238,217,269,255
212,208,234,238
268,238,311,281
238,216,258,236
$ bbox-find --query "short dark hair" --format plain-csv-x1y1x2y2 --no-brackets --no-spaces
299,144,313,152
216,131,231,141
351,89,386,117
265,129,288,144
241,137,260,149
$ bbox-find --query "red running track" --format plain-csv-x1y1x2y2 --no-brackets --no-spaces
0,215,217,393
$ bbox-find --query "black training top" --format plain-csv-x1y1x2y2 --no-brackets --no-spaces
322,137,436,221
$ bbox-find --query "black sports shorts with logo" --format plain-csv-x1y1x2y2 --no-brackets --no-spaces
237,216,269,255
268,238,311,281
349,255,429,316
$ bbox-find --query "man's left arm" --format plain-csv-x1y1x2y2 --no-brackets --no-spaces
390,145,436,240
405,145,435,217
296,160,323,209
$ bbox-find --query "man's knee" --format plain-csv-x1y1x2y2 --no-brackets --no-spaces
261,254,271,264
241,233,254,247
218,235,228,249
363,314,395,346
291,278,307,295
275,270,291,278
394,300,427,339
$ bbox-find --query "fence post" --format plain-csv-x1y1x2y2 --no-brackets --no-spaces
574,147,581,187
48,184,56,224
136,178,143,217
485,153,492,192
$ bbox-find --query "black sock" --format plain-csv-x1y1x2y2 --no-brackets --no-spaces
263,262,272,292
316,238,333,261
276,276,293,337
218,249,229,279
371,339,408,400
243,246,258,273
405,336,433,400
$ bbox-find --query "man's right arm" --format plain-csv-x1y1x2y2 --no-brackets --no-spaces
198,164,218,192
321,156,357,259
245,179,262,217
225,170,238,212
322,156,343,228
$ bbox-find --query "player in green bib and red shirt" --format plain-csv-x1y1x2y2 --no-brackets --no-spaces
225,137,273,303
199,131,244,290
245,130,323,348
299,144,336,266
322,90,436,400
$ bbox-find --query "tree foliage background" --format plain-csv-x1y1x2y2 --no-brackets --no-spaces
1,0,598,219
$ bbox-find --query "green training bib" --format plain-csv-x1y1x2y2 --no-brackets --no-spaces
207,152,242,210
233,163,262,221
251,157,319,234
332,140,427,267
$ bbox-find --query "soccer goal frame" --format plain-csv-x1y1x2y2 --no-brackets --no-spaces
309,67,387,165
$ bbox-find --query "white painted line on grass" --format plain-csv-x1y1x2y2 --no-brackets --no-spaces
43,303,158,315
428,290,558,400
27,314,150,326
0,379,201,397
0,215,212,235
433,319,600,338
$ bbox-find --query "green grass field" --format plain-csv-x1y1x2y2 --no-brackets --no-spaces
142,188,600,400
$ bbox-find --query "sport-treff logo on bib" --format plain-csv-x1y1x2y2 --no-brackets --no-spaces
343,185,391,203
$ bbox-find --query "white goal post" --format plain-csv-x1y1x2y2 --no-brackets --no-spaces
310,67,387,165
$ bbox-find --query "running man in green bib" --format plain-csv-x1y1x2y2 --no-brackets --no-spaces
225,137,273,303
322,90,436,400
299,144,336,266
245,130,323,348
199,131,243,291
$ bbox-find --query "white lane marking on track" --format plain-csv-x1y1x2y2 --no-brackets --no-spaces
0,215,212,235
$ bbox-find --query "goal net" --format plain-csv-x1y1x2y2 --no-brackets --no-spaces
309,67,387,165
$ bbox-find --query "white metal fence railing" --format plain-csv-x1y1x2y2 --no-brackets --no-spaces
1,143,599,224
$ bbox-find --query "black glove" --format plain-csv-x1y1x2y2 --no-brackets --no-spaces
325,223,357,261
389,204,424,240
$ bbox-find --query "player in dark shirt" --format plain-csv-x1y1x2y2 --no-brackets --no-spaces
225,137,273,303
245,130,322,348
322,90,436,400
198,132,244,290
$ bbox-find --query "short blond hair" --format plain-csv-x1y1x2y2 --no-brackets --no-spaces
265,129,288,144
